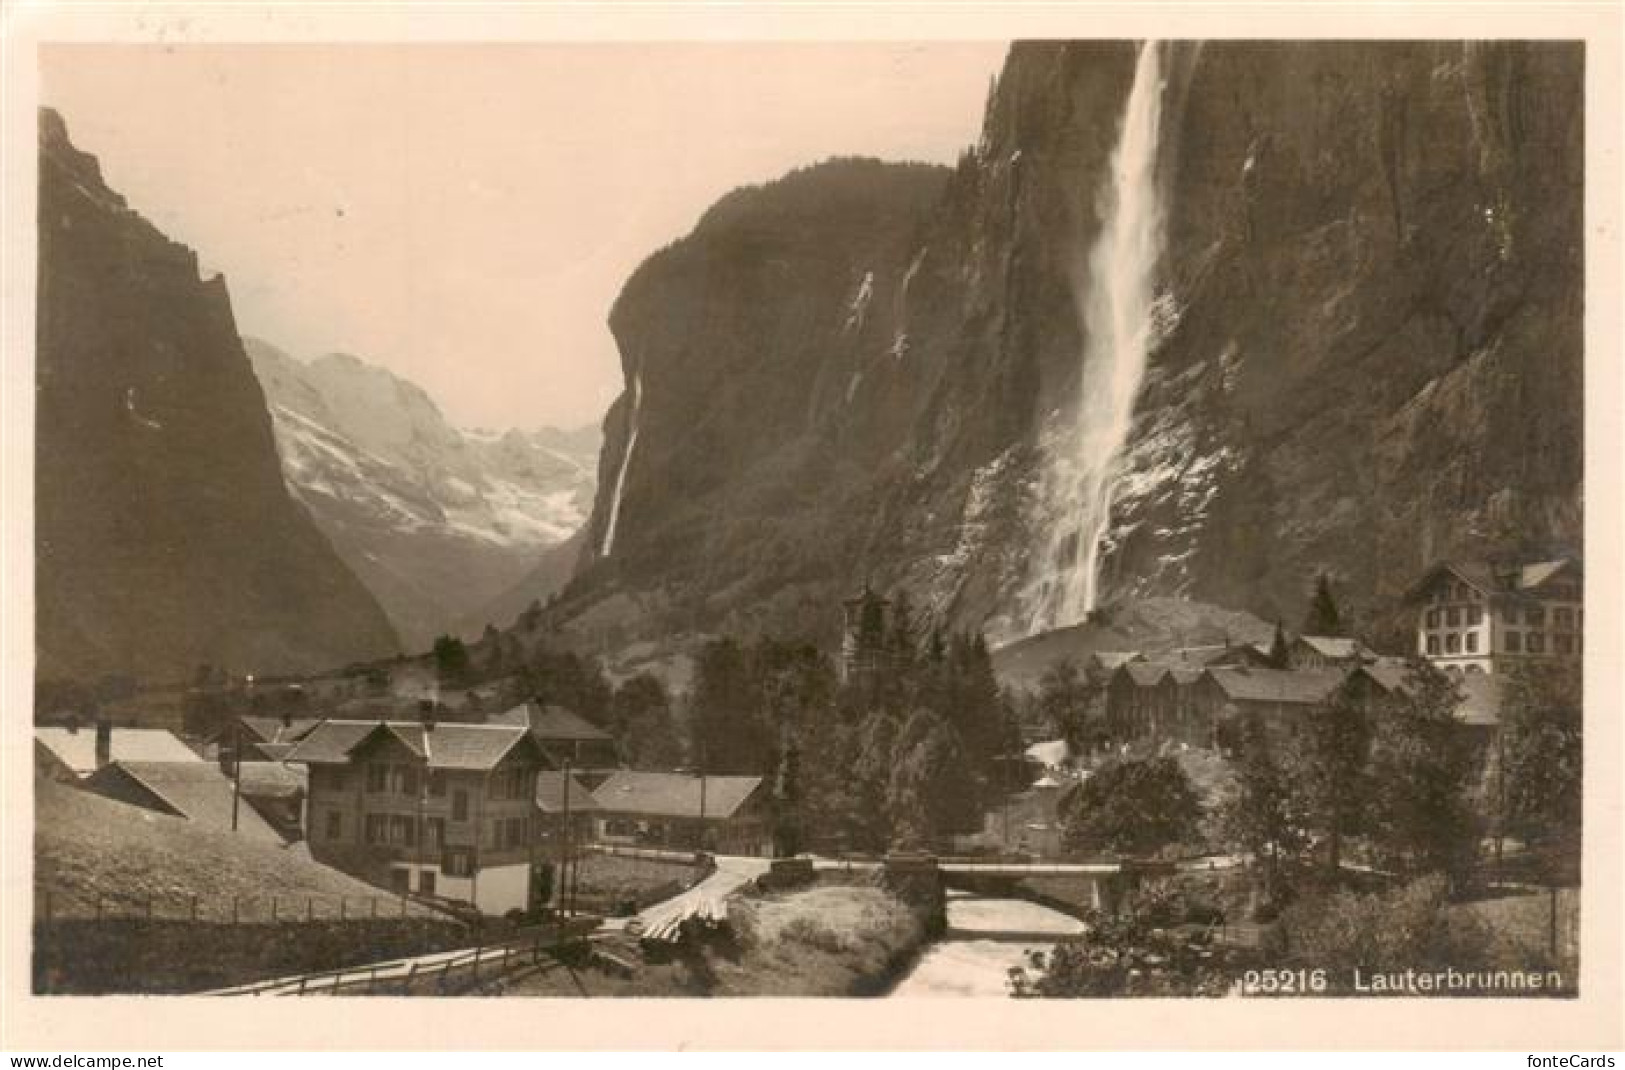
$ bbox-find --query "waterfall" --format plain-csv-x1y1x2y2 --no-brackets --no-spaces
1024,40,1169,634
599,372,642,557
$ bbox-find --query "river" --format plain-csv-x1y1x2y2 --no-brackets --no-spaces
889,891,1087,998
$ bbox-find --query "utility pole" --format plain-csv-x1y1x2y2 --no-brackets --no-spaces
561,757,573,918
231,675,251,832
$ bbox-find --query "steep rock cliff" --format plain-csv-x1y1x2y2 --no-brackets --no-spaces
554,42,1583,652
35,110,400,682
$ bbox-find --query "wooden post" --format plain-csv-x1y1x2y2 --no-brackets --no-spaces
1549,885,1560,959
371,897,379,919
231,895,239,925
339,897,347,921
190,894,199,922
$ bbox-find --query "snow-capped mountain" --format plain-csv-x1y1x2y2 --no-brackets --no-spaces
245,337,598,649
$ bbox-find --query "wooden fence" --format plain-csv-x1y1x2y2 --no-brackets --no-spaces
37,888,442,926
207,916,599,996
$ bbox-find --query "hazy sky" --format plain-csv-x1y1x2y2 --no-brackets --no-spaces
41,43,1008,431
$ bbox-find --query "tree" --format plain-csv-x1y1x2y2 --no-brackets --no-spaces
609,673,682,769
887,708,979,848
1499,660,1582,880
1282,676,1373,877
1303,573,1344,636
1267,621,1290,669
1037,657,1097,755
1062,757,1203,857
1220,712,1297,897
1365,662,1478,883
432,635,471,684
848,709,900,850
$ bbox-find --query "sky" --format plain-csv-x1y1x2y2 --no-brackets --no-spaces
40,42,1008,431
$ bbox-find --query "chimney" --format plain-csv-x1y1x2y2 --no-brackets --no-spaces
94,718,112,769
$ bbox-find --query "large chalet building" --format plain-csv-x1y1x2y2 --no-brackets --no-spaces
1404,558,1582,674
284,720,552,914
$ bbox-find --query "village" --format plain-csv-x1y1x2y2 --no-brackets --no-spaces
31,552,1584,996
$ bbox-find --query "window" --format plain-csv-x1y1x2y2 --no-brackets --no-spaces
1556,635,1574,655
1528,632,1546,654
331,771,348,793
452,789,469,822
428,771,447,797
1426,635,1441,655
1426,609,1440,628
325,810,343,841
364,814,387,845
1467,605,1483,626
427,817,445,849
1446,607,1461,627
1445,632,1460,653
1465,632,1478,653
419,870,436,896
366,763,387,793
1526,606,1546,627
387,814,417,846
1505,631,1523,653
443,849,474,878
1555,607,1574,630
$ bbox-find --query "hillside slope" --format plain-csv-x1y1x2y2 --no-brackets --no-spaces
35,109,398,683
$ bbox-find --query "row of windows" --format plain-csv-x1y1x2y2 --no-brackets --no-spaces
1423,603,1581,630
1429,583,1483,604
1426,631,1579,656
351,764,538,803
326,809,541,850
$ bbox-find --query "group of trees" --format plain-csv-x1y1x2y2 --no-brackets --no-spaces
683,592,1024,854
1219,658,1581,896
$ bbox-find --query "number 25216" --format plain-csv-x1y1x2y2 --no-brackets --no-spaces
1242,969,1327,995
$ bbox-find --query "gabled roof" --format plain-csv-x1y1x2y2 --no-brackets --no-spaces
1120,663,1169,688
84,761,285,843
1404,558,1581,603
1294,636,1373,660
236,761,307,799
1356,657,1420,697
592,771,763,820
1168,645,1238,667
1205,666,1346,706
35,727,201,777
1089,651,1145,671
536,771,602,814
1163,667,1205,686
237,716,323,746
283,720,543,771
490,702,613,742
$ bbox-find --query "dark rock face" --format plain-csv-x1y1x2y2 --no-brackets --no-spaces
555,42,1584,651
35,109,399,683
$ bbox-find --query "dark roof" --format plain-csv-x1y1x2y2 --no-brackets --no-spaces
591,771,763,820
236,761,307,799
85,761,285,843
250,742,297,761
490,702,612,742
1205,666,1346,706
1168,645,1238,667
283,720,542,771
536,771,602,814
1404,558,1580,604
1294,636,1372,660
1356,658,1420,697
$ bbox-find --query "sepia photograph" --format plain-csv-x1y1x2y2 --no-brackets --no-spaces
2,1,1622,1055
